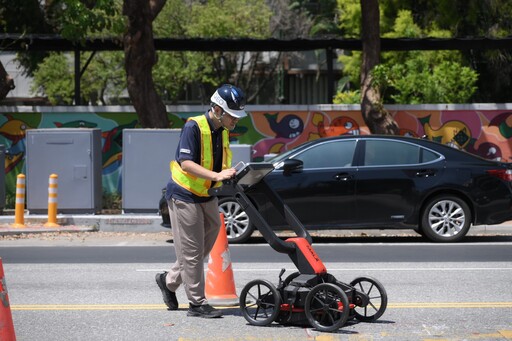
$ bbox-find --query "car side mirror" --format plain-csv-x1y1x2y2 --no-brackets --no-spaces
281,159,303,176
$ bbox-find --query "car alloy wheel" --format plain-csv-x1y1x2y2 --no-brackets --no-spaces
421,195,471,242
218,197,254,243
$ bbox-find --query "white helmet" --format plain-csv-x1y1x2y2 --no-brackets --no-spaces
210,84,247,118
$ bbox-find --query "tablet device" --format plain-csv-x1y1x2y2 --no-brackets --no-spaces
234,162,274,186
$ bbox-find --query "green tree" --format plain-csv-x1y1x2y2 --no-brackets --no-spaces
7,0,127,105
337,0,512,103
335,0,399,134
150,0,274,104
31,53,74,105
123,0,169,128
28,1,127,105
335,4,478,105
27,0,275,110
374,10,478,104
270,0,313,38
0,0,53,99
185,0,273,101
290,0,340,37
417,0,512,102
375,0,512,102
45,0,125,40
31,51,126,105
359,0,398,134
83,52,126,105
0,0,54,78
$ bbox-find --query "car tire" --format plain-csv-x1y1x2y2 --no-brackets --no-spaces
218,197,254,243
420,195,471,242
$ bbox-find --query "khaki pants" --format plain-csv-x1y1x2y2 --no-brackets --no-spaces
165,197,220,305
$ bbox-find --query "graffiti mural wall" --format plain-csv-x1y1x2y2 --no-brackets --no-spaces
0,105,510,199
246,106,512,163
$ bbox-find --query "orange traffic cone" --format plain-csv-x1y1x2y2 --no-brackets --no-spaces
0,258,16,341
205,214,239,306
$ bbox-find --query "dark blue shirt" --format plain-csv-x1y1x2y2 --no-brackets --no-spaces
166,112,225,203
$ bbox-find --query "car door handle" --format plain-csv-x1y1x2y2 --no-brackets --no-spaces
416,169,436,177
335,173,353,181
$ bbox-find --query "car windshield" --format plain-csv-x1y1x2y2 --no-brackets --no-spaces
269,149,296,164
268,140,317,165
269,139,357,169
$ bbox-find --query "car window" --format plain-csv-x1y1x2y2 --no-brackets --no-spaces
293,140,356,168
421,149,439,163
364,140,421,166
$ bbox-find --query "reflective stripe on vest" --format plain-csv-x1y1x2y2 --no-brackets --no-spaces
170,115,232,197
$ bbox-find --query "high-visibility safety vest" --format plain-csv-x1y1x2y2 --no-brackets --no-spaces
170,115,232,197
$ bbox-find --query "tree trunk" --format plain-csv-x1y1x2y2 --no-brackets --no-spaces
0,61,15,100
123,0,169,128
360,0,398,135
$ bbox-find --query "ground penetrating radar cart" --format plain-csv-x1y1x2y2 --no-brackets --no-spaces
209,162,388,332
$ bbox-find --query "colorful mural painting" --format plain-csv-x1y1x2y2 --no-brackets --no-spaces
0,105,510,199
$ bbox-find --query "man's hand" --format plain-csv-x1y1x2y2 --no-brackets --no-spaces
180,160,236,182
213,168,236,182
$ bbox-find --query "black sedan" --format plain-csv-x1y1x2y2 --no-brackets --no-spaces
161,135,512,243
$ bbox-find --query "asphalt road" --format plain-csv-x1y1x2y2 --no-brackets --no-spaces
1,235,512,264
2,235,512,340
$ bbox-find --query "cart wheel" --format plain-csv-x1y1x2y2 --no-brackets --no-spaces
240,279,281,326
350,277,388,322
305,283,350,332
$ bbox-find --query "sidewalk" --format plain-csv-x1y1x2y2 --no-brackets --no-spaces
0,213,169,235
0,212,511,237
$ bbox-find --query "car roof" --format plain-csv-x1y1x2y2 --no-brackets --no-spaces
303,134,429,147
289,134,498,163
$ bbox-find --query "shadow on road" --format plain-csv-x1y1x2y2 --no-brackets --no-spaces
242,234,512,244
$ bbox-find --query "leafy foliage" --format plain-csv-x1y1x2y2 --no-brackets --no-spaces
46,0,125,41
6,0,512,105
336,0,362,38
24,1,126,104
81,51,126,104
151,0,273,103
335,6,478,104
289,0,340,37
29,0,275,105
30,53,74,104
0,0,51,33
372,61,477,104
185,0,271,39
333,89,360,104
0,0,54,76
31,51,126,105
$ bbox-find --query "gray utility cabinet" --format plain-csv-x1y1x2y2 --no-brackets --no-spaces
230,143,252,165
122,128,253,213
0,145,5,212
26,128,102,214
122,129,181,213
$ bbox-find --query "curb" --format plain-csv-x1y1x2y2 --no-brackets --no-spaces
0,214,169,235
0,214,510,237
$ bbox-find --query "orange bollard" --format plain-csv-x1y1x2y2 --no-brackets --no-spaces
0,258,16,341
205,213,239,306
11,174,25,228
44,174,60,228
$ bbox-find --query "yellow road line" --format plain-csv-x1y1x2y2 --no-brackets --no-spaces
389,302,512,308
12,304,169,311
10,302,512,311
